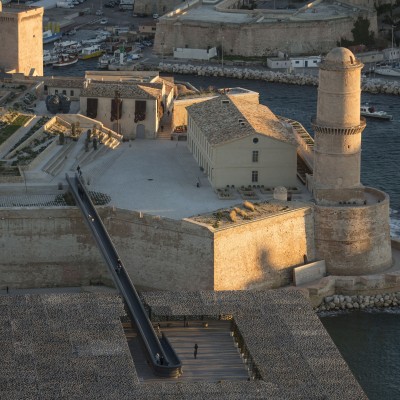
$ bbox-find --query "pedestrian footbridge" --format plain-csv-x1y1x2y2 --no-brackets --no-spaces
66,174,182,378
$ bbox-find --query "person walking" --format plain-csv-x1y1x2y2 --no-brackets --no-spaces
194,343,198,359
155,353,160,364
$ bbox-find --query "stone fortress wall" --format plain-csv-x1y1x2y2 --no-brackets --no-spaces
155,18,362,57
314,187,393,275
0,205,314,291
0,4,43,76
154,0,377,57
213,206,314,290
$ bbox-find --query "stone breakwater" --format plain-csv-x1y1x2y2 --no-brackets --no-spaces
315,292,400,312
156,62,400,95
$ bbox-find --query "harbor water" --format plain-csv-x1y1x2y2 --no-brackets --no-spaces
44,66,400,398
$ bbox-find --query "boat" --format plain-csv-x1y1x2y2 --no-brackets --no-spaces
43,50,58,66
374,64,400,77
97,53,114,69
43,30,62,44
52,53,79,67
81,34,108,46
79,45,104,60
54,40,81,51
375,30,400,77
360,104,393,121
106,48,143,71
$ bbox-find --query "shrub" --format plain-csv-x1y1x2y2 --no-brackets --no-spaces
234,207,247,218
243,201,255,211
229,210,237,222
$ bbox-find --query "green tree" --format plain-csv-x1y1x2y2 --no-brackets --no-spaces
351,17,375,47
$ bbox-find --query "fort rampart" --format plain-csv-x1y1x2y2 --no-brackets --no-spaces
314,187,392,275
0,205,314,291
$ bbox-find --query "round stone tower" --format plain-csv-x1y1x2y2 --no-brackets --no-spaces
312,48,392,276
312,47,366,196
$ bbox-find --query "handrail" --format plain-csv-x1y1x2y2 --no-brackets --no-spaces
66,173,182,378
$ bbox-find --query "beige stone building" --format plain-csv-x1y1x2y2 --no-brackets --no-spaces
0,3,43,76
79,72,175,139
186,93,298,189
42,71,175,139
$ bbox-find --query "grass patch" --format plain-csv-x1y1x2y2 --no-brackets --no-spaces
0,115,31,145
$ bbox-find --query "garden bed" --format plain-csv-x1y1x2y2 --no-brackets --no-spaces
0,113,31,145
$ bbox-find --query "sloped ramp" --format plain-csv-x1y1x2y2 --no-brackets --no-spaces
66,173,182,378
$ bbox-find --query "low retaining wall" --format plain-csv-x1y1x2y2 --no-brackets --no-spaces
294,260,326,286
154,63,400,96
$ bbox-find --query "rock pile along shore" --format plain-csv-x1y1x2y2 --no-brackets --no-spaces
154,62,400,95
315,292,400,312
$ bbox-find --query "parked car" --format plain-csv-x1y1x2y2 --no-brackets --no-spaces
95,9,104,15
104,1,115,7
153,13,159,19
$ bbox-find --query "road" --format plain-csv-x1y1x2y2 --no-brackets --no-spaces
44,0,155,34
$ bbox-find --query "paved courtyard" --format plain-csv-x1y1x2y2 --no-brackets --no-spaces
78,139,259,219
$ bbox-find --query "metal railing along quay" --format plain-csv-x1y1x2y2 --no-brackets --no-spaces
66,174,182,378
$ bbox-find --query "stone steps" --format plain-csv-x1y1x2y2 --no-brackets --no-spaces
125,320,249,383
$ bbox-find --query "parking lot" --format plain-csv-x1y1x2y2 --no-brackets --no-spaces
44,0,155,34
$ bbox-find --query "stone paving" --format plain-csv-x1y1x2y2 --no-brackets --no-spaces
0,193,67,207
0,289,367,399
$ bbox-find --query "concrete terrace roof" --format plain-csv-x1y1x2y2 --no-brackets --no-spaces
44,77,85,89
187,94,297,146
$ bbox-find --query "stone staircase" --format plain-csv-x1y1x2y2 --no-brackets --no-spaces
42,141,76,177
125,320,249,383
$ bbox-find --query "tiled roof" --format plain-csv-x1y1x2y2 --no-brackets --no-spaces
187,94,297,146
81,80,161,99
44,77,85,89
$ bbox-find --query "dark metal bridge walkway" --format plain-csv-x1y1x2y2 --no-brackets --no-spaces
66,174,182,378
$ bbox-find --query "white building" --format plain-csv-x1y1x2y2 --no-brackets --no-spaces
186,94,298,189
290,56,321,68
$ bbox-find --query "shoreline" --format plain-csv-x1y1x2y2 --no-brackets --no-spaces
151,62,400,96
315,292,400,313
